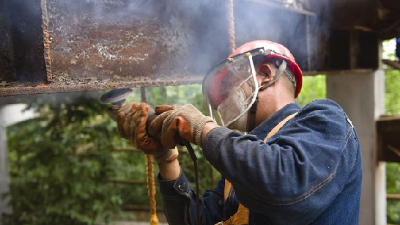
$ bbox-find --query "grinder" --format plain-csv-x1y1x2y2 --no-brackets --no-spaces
99,88,134,121
99,88,157,125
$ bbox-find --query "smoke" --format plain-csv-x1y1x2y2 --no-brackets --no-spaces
233,0,332,70
44,0,331,72
3,0,333,95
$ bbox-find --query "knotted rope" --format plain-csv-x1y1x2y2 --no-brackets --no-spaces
141,87,159,225
227,0,236,53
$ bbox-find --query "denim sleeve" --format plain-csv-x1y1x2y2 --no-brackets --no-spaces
158,169,224,225
202,100,361,225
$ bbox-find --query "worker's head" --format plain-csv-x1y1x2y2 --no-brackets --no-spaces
202,40,303,132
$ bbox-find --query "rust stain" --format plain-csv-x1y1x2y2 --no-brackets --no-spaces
41,0,53,82
0,76,203,97
44,0,196,85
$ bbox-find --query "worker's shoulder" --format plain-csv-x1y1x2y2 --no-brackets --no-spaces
297,99,346,120
301,99,344,112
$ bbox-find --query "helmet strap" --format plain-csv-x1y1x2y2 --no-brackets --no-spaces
259,60,287,91
246,96,258,132
246,60,287,131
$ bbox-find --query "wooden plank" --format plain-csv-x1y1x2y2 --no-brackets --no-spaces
377,116,400,162
387,194,400,201
383,59,400,70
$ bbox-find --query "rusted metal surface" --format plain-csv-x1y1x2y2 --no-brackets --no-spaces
377,116,400,163
2,0,400,97
0,0,229,97
45,1,196,84
0,76,203,97
8,0,47,83
42,0,213,92
0,0,15,83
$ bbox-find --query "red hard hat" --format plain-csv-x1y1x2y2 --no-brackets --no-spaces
229,40,303,98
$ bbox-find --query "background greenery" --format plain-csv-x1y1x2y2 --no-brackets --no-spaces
383,38,400,224
2,40,400,224
3,87,218,225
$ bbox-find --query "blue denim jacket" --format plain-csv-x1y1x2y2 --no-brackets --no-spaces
159,99,362,225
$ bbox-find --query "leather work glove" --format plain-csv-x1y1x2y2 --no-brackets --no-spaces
149,104,215,149
116,102,178,163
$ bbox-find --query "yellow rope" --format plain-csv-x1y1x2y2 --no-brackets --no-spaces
141,87,159,225
146,154,159,225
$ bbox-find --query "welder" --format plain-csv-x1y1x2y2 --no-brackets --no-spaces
117,40,362,225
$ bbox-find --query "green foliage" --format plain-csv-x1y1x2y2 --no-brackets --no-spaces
295,75,326,107
385,71,400,224
4,93,129,224
4,85,218,224
385,70,400,116
387,162,400,224
4,68,400,224
384,39,400,224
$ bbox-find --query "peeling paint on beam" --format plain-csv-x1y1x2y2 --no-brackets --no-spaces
0,76,203,97
0,0,229,97
43,0,200,87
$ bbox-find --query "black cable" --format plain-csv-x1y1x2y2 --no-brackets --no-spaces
147,113,202,224
181,139,201,225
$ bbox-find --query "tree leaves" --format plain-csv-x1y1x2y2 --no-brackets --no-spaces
386,71,400,224
4,86,217,224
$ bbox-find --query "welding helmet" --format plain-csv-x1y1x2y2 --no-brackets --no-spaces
202,40,303,132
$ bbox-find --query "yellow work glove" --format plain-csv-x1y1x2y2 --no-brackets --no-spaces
116,102,178,163
149,104,215,149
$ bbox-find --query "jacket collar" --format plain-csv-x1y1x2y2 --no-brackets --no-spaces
250,103,300,140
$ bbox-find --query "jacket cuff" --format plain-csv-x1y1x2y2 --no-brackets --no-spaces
158,170,191,199
202,127,233,168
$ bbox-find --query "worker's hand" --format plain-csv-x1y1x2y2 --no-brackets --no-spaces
149,104,215,149
116,102,178,163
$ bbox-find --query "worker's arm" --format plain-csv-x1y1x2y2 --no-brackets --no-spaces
157,162,225,225
150,105,226,224
116,103,225,224
157,158,180,181
201,99,362,224
153,119,215,179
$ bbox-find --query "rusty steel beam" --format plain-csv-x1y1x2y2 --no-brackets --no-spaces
0,76,203,97
5,0,391,97
0,0,15,83
42,0,202,86
0,0,230,97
